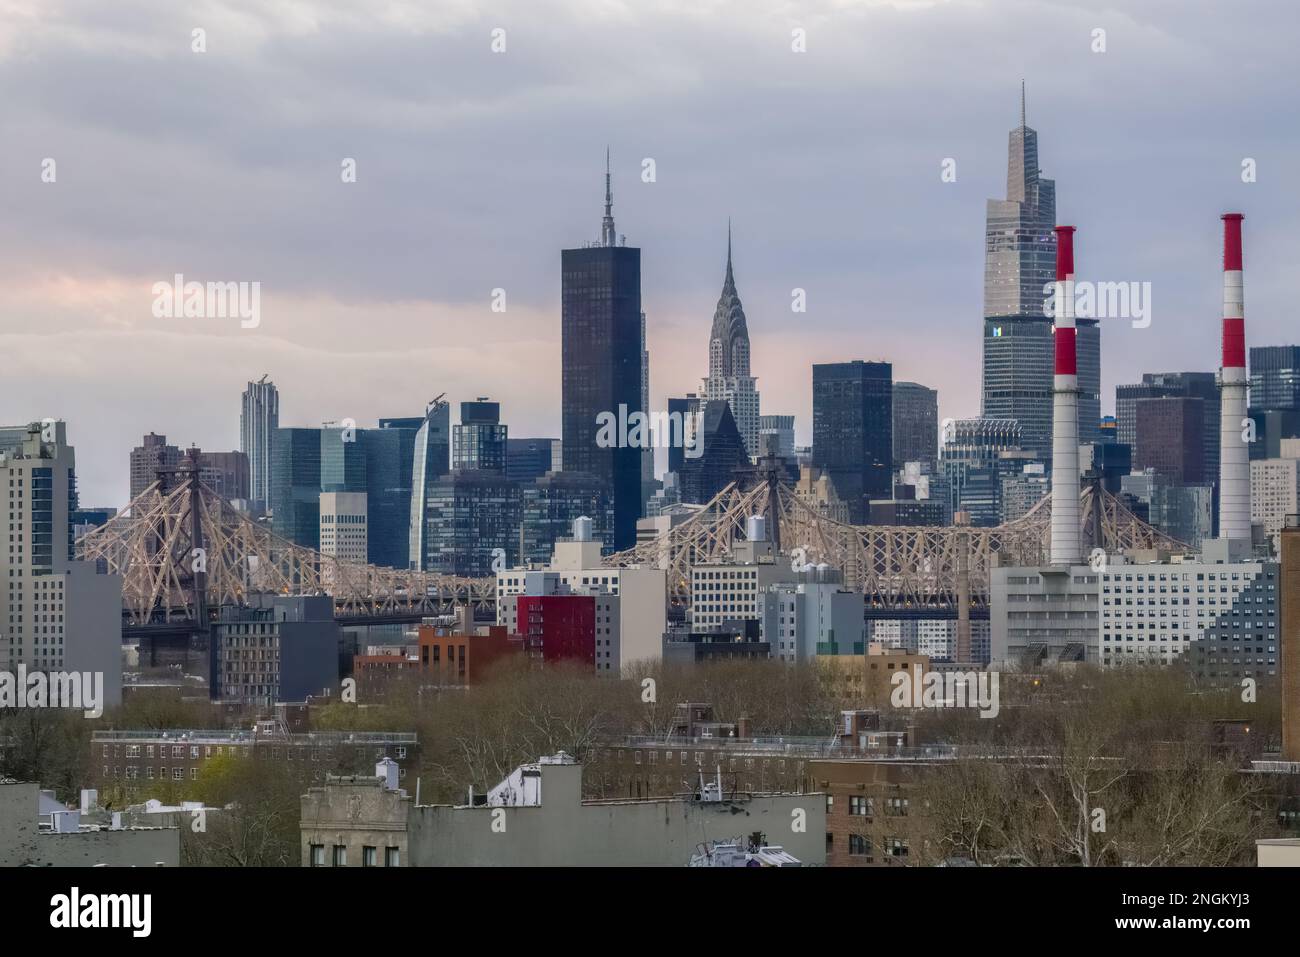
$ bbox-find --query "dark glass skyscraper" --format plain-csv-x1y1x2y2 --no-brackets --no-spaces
892,381,939,469
366,418,422,569
812,361,893,523
561,153,643,549
981,87,1099,457
1250,346,1300,412
270,427,322,549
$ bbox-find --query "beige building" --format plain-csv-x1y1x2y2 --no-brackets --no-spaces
1257,838,1300,866
319,491,368,564
1252,455,1300,553
301,759,410,867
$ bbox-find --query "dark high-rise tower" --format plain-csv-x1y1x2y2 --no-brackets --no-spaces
812,361,893,524
561,151,644,548
981,86,1100,457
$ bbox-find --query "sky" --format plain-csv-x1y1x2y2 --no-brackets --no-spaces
2,0,1298,506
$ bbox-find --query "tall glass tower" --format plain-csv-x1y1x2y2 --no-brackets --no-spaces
981,86,1099,458
560,151,643,549
240,375,278,511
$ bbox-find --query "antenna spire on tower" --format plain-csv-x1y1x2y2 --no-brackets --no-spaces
601,147,617,247
1020,79,1026,128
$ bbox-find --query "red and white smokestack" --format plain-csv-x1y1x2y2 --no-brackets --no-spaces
1219,213,1250,542
1050,225,1082,566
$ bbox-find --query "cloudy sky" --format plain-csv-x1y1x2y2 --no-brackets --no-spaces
2,0,1297,505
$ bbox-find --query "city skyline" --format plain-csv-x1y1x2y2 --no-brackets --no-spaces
5,0,1297,509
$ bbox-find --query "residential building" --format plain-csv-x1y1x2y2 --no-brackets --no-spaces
240,375,279,511
0,781,179,867
128,432,181,500
301,760,410,867
452,399,507,473
301,752,825,866
496,517,666,669
1252,450,1300,552
760,571,865,663
211,595,340,706
2,421,123,707
91,725,418,795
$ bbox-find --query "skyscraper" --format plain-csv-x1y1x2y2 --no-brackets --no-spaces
1250,345,1300,412
1,421,123,707
129,432,181,500
981,86,1099,457
408,398,450,570
892,382,939,469
270,427,322,549
561,152,643,549
367,418,422,569
240,375,279,511
702,224,761,458
452,399,507,473
812,361,893,524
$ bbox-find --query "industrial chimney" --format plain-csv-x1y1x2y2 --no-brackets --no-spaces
1218,213,1250,543
1049,225,1082,566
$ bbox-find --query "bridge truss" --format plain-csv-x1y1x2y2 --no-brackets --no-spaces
605,480,1186,609
76,469,494,626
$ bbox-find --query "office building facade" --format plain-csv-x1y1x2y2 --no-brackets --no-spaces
561,159,644,550
892,382,938,470
812,361,893,524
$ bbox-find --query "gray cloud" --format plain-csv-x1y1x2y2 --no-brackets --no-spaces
2,0,1297,504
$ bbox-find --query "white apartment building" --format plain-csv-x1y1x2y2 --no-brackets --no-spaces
319,491,368,563
990,565,1101,667
1251,454,1300,553
1099,552,1278,668
759,578,863,662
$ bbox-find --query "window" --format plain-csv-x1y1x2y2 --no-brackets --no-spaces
310,844,325,867
333,845,347,867
362,846,377,868
385,847,400,867
849,796,873,817
848,834,871,857
825,795,834,814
